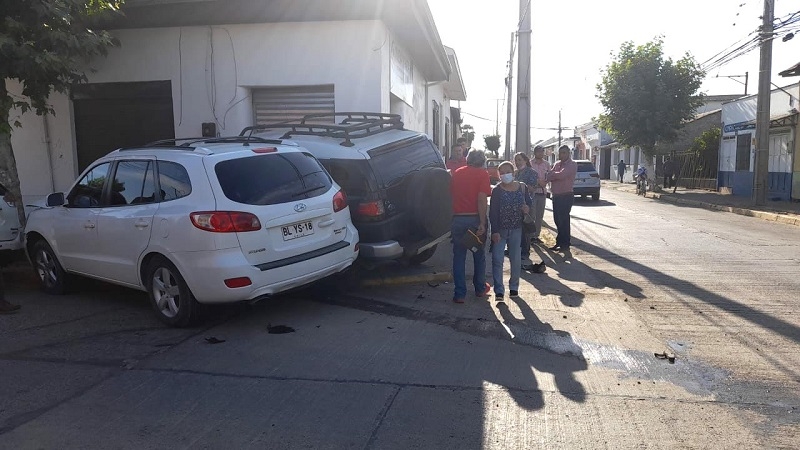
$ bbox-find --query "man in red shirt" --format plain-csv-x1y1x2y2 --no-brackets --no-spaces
450,149,492,303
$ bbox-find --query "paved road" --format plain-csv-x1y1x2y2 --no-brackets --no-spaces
0,188,798,449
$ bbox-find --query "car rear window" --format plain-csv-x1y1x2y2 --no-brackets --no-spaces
577,162,596,172
367,137,444,187
215,152,332,205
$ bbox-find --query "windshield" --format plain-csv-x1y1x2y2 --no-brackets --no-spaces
577,162,596,172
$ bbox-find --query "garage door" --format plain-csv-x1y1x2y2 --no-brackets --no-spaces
252,85,335,125
72,81,175,172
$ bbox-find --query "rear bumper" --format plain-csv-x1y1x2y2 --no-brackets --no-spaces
359,232,450,260
573,186,600,195
171,237,359,304
0,234,23,251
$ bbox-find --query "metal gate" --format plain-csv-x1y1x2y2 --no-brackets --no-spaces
252,85,335,125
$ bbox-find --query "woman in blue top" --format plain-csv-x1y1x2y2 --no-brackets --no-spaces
490,161,532,298
514,152,538,260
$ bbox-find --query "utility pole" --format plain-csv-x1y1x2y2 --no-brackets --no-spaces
557,110,562,149
514,0,531,161
753,0,774,205
716,72,749,95
504,32,514,159
495,99,500,136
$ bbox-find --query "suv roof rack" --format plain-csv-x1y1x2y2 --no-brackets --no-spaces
133,136,285,149
240,112,405,147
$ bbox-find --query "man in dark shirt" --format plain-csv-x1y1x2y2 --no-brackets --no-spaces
450,150,492,303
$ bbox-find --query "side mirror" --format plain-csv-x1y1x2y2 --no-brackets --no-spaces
46,192,65,207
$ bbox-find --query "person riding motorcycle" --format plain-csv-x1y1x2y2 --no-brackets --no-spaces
635,165,648,193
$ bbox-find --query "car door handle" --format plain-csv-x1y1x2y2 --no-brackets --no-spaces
84,223,95,229
318,219,336,227
134,220,150,229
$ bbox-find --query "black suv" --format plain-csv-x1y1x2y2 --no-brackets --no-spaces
241,113,452,264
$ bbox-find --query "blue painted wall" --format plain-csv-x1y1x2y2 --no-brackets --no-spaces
767,172,792,201
719,170,792,199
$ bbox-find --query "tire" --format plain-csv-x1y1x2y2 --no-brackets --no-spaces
31,240,70,294
591,193,599,202
407,245,437,265
407,168,452,238
145,256,198,327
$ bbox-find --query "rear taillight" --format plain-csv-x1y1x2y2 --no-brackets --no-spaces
590,173,599,178
357,200,385,218
333,190,348,212
190,211,262,233
224,277,252,288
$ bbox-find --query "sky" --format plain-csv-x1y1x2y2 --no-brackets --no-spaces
427,0,800,148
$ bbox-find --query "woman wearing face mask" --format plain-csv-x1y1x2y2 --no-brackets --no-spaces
513,152,538,262
489,161,532,299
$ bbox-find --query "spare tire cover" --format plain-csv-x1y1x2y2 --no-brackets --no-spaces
407,168,453,238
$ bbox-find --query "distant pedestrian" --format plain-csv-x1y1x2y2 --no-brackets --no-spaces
530,145,550,244
617,159,626,183
513,152,537,261
450,149,493,303
490,162,531,299
546,146,577,252
446,143,467,171
663,156,676,189
457,137,471,158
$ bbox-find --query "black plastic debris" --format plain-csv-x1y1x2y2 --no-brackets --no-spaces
205,337,226,344
267,324,295,334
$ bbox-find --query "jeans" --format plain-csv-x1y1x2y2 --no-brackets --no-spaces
552,193,574,248
491,228,522,295
532,193,547,238
663,175,673,189
451,215,486,299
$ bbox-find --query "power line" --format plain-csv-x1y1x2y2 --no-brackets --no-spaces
461,111,571,131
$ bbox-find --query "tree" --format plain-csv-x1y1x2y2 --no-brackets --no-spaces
483,134,500,157
1,0,122,226
687,126,720,177
461,124,475,147
596,38,705,159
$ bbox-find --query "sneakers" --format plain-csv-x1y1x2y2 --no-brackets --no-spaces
510,290,519,297
476,282,492,297
452,297,465,304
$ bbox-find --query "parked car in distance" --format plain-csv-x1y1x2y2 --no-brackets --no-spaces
242,113,452,265
547,160,601,201
24,137,359,327
0,183,24,252
486,158,503,184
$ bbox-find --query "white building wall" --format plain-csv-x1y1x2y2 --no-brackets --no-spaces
10,19,448,204
8,82,75,204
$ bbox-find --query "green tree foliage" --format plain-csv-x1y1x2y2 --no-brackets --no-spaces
596,38,705,158
688,126,720,176
0,0,122,225
483,134,501,154
461,124,475,147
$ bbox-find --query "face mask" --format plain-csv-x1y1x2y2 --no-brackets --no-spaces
500,173,514,184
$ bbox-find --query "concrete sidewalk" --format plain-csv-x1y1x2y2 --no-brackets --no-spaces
602,180,800,227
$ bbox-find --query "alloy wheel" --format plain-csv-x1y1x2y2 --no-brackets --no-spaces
151,267,181,318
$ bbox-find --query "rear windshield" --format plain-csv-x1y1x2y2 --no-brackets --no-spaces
577,162,596,172
215,152,332,205
319,159,373,197
368,137,444,187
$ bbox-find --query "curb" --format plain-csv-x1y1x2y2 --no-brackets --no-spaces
360,271,452,287
650,192,800,227
602,182,800,227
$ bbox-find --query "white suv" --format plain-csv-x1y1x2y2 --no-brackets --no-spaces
24,137,359,326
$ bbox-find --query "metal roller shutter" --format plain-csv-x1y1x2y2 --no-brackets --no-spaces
252,85,335,125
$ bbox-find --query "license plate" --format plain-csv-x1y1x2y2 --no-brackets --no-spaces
282,221,314,241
